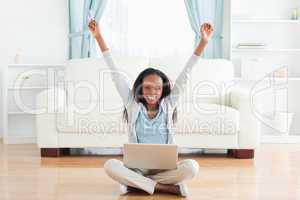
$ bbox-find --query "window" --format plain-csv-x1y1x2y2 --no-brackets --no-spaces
97,0,194,57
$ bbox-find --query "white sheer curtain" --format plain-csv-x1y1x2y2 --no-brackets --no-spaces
97,0,194,57
95,0,129,57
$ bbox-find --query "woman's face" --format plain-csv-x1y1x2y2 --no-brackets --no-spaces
142,74,163,106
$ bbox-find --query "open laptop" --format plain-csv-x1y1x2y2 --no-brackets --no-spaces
123,143,178,170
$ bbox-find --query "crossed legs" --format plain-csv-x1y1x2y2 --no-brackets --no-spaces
104,159,199,195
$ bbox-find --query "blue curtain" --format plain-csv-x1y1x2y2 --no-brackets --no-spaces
68,0,108,59
184,0,224,58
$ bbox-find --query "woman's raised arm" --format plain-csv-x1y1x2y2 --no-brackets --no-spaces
88,20,132,106
169,23,214,107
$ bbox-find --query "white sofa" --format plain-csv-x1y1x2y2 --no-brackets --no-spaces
36,55,260,158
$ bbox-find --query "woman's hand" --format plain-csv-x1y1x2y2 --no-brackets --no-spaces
194,23,214,56
88,20,101,38
200,23,214,43
88,20,108,52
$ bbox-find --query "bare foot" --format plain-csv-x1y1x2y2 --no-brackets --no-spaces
154,183,181,195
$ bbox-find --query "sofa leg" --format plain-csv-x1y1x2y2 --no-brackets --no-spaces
40,148,70,157
227,149,254,159
227,149,235,157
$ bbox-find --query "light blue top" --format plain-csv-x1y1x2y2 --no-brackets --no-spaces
135,103,169,144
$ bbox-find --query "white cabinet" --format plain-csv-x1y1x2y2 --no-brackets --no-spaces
2,64,64,144
230,0,300,141
231,0,300,77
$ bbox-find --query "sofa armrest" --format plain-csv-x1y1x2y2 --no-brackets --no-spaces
36,87,66,113
229,81,261,149
36,87,66,148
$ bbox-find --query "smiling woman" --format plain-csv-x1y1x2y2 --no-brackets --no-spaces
88,14,213,195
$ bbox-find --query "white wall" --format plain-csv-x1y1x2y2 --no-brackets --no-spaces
0,0,69,138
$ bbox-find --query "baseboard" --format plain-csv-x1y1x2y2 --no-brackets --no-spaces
203,149,228,154
75,147,226,155
3,136,36,144
3,135,300,145
261,135,300,143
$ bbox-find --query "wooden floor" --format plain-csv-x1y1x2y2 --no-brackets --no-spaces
1,142,300,200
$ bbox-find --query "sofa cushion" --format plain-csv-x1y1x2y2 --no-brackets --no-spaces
149,57,234,104
175,103,239,135
149,56,234,81
56,101,239,137
56,100,127,134
64,56,149,103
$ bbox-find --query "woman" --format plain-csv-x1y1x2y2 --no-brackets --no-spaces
88,20,213,196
